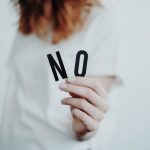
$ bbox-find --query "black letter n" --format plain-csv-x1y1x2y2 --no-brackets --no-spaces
47,51,68,81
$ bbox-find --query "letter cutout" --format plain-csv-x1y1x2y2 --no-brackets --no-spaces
74,50,88,77
47,51,68,81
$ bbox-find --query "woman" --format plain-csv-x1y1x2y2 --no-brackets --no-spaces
0,0,121,150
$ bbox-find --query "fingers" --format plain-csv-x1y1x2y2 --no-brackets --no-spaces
66,77,108,99
71,108,99,132
59,83,108,112
62,97,104,121
59,77,110,136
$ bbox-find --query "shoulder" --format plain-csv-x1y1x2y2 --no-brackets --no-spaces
12,32,39,49
11,31,46,56
9,31,45,65
83,5,116,43
85,4,115,35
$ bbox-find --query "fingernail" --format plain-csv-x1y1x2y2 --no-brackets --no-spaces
59,83,67,89
67,77,76,83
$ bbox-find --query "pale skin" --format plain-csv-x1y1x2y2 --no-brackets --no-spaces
59,76,115,140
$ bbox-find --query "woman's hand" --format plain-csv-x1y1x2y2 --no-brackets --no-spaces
59,77,111,140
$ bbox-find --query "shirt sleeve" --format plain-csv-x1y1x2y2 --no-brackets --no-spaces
87,8,123,87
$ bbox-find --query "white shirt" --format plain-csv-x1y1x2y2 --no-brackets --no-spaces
0,5,122,150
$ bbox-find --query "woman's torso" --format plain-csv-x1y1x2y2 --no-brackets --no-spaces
0,7,118,150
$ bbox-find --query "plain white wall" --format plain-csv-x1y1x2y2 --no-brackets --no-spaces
0,0,150,150
109,0,150,149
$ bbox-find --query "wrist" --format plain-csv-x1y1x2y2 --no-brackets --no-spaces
75,130,97,141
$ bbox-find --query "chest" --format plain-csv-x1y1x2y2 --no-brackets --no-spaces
47,50,88,81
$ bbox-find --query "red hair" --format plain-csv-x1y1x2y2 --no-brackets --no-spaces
13,0,99,44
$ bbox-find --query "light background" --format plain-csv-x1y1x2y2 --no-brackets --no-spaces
0,0,150,149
